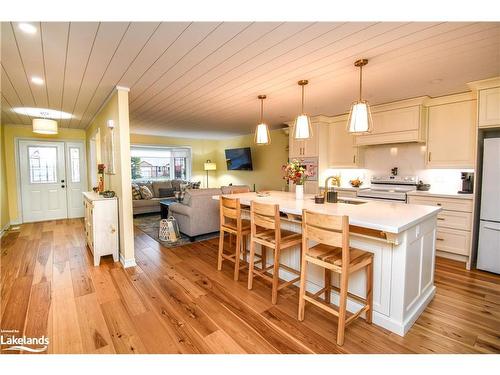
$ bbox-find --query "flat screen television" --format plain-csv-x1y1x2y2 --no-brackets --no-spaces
225,147,253,170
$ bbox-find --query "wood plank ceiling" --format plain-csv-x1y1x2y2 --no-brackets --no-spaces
1,22,500,138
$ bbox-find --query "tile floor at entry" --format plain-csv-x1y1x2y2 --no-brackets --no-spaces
1,219,499,354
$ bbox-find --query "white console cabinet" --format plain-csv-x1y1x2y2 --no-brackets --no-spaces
83,192,119,266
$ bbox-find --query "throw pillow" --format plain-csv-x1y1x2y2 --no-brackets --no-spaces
182,191,192,205
131,186,142,200
180,182,190,192
140,185,153,200
159,187,175,198
190,181,201,189
174,191,185,202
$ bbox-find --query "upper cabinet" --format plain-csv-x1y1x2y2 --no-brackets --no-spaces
354,97,428,146
327,117,362,168
426,94,476,168
478,87,500,128
288,120,319,158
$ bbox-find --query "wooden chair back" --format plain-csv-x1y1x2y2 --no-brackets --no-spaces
229,186,251,194
220,196,241,229
302,210,350,268
250,201,280,243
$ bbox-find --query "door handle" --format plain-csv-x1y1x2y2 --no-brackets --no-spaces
61,179,65,183
61,185,66,188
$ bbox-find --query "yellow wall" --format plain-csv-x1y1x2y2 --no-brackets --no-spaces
130,129,288,191
2,124,86,224
86,88,135,263
129,133,219,188
1,124,10,231
215,129,288,191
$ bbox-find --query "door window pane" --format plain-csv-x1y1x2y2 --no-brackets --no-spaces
70,147,80,183
29,146,57,183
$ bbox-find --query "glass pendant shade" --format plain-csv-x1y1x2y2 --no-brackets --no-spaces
255,123,271,145
254,94,271,145
347,58,373,134
32,118,58,134
347,100,372,133
293,114,312,139
294,80,312,139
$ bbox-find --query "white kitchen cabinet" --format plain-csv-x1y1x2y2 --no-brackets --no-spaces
355,98,428,146
327,118,362,168
83,192,119,266
289,121,319,158
478,87,500,128
408,194,473,268
426,99,476,168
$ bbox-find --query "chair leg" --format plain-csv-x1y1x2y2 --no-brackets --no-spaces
247,239,256,290
365,260,373,324
298,256,308,321
324,268,331,304
271,247,280,305
233,232,241,281
337,271,349,346
217,229,225,271
261,245,267,270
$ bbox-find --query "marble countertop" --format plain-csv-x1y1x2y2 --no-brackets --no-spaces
214,191,441,234
407,190,474,200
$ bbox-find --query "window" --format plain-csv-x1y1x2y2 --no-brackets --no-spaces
130,146,191,181
29,146,57,183
70,147,81,183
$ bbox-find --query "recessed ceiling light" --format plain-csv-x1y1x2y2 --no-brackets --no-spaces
429,78,443,84
31,76,44,85
18,23,37,34
12,107,72,119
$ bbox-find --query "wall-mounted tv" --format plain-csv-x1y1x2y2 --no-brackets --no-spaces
225,147,253,171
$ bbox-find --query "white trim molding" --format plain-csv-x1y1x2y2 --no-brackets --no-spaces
120,253,137,268
0,222,10,237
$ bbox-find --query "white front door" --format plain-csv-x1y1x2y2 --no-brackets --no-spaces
19,140,68,222
65,142,87,218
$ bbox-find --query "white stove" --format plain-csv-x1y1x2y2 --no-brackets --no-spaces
357,175,418,203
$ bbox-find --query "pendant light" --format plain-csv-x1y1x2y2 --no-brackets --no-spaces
347,59,373,134
293,80,312,139
32,118,58,134
254,94,271,145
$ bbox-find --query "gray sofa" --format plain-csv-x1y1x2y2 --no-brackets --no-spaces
169,185,250,240
132,180,188,215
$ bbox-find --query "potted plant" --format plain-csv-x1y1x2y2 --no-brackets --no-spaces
282,159,313,200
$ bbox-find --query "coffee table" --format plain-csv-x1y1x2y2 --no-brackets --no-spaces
160,198,178,219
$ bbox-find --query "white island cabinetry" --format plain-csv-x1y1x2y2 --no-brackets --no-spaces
215,192,441,336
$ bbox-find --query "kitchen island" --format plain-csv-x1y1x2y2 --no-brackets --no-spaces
214,191,441,336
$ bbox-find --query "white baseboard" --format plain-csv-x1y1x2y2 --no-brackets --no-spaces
0,222,10,238
120,254,137,268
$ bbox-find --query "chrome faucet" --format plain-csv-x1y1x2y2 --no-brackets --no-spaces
324,175,341,194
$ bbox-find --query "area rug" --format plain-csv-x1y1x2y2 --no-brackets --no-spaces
133,213,219,247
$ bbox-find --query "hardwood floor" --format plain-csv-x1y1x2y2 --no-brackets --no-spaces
1,218,499,354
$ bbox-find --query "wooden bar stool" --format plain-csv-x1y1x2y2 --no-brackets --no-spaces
217,196,252,281
298,210,374,346
247,201,302,304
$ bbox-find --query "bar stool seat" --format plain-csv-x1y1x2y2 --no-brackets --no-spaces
253,229,302,246
223,218,251,233
307,243,372,270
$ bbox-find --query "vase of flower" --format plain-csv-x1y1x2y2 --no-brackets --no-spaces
282,159,314,200
295,184,304,200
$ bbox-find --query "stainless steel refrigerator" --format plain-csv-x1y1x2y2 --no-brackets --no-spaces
477,137,500,274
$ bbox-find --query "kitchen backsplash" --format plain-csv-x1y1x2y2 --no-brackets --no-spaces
321,143,472,192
